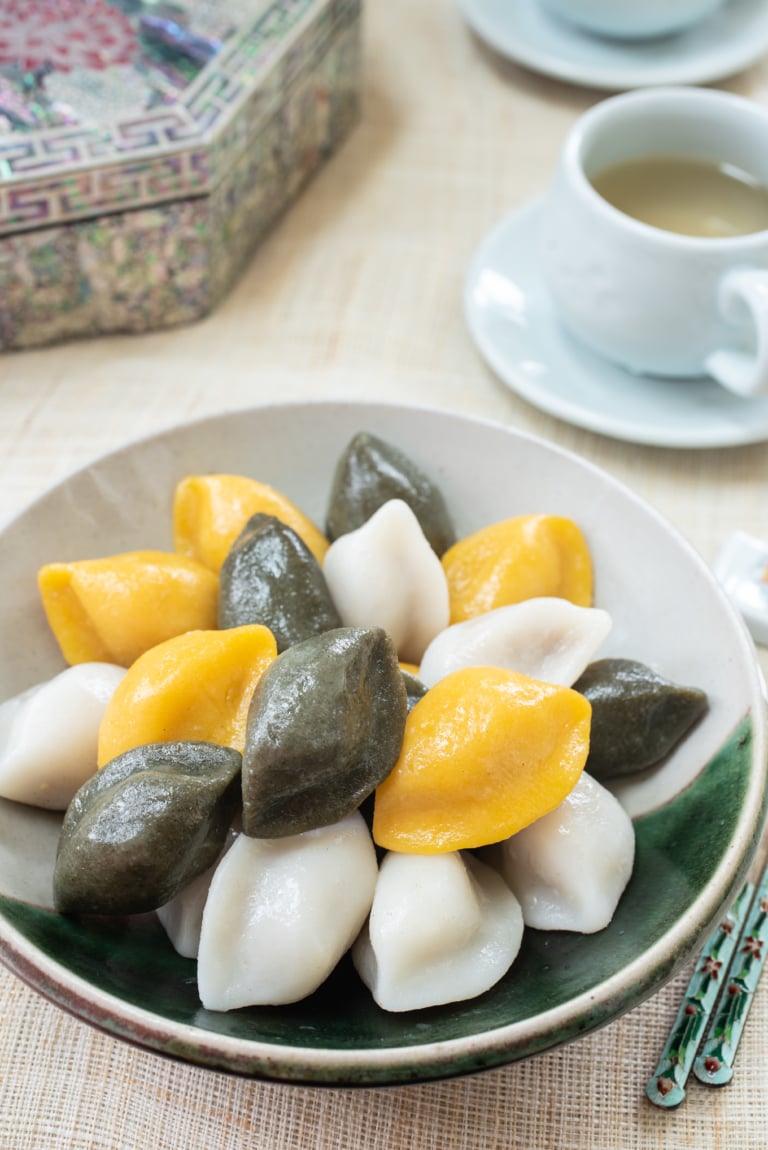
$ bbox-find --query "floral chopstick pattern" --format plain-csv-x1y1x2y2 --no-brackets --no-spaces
646,882,753,1109
693,863,768,1088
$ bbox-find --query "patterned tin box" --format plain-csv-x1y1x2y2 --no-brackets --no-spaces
0,0,361,350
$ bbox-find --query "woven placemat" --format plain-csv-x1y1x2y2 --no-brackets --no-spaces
2,958,766,1150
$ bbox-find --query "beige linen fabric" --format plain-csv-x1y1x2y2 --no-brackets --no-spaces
2,0,768,1145
2,960,768,1149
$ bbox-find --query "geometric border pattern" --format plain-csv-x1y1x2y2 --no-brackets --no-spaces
0,0,353,232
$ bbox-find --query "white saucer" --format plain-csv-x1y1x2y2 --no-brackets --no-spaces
464,198,768,448
459,0,768,89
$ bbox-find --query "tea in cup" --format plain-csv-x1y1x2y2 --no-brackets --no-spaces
540,87,768,398
539,0,724,40
590,155,768,239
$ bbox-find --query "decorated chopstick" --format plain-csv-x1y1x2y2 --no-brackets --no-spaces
692,860,768,1088
646,882,754,1109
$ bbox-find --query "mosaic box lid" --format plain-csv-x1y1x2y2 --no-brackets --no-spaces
0,0,346,234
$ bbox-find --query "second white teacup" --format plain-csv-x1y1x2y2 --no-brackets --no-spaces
540,87,768,399
540,0,724,40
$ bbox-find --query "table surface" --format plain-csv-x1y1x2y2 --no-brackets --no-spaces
2,3,768,1147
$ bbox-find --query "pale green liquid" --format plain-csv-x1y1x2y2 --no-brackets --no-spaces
590,155,768,238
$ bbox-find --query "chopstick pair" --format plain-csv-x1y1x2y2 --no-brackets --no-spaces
646,858,768,1109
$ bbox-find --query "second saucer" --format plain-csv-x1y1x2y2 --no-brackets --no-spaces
459,0,768,89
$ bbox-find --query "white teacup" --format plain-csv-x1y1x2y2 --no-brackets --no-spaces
540,88,768,399
540,0,724,40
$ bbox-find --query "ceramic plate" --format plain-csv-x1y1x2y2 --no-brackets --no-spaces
464,198,768,449
459,0,768,90
0,401,766,1085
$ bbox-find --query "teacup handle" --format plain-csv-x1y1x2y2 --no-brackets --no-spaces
706,268,768,398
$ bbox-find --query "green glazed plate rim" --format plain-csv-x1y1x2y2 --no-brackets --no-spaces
1,716,764,1085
